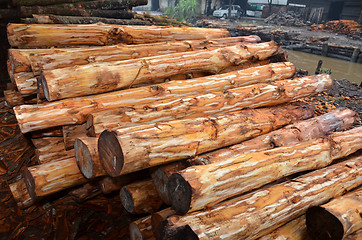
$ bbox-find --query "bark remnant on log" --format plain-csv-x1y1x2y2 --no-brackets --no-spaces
129,215,155,240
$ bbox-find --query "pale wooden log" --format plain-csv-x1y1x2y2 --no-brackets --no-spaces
191,108,356,166
120,179,163,214
168,127,362,214
31,127,63,138
87,62,296,136
151,208,176,240
68,182,101,202
7,23,230,48
9,178,34,209
23,157,87,199
74,137,105,179
31,137,75,164
4,89,25,107
162,155,362,240
17,0,148,9
306,188,362,240
29,36,261,76
150,161,188,205
62,123,87,150
129,215,155,240
98,102,314,177
41,42,280,101
13,72,38,96
258,216,310,240
14,62,294,133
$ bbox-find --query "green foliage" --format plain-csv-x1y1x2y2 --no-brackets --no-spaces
165,0,200,22
320,68,333,74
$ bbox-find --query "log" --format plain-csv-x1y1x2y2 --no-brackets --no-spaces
150,161,188,205
23,157,87,199
258,215,310,240
14,61,293,133
168,127,362,214
129,215,155,240
62,123,87,150
40,41,280,101
29,36,261,75
4,89,25,107
345,230,362,240
31,127,63,138
162,155,362,240
151,208,176,240
191,108,356,166
306,188,362,240
7,23,230,48
98,102,314,177
68,182,101,202
12,0,98,5
31,137,75,164
13,72,38,96
120,179,163,214
87,62,295,136
74,137,105,179
9,178,34,209
13,0,148,7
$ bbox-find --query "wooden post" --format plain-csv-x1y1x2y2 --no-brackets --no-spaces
129,215,155,240
98,102,314,177
161,155,362,240
322,43,328,57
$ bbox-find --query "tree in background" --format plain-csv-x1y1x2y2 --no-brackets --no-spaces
165,0,200,22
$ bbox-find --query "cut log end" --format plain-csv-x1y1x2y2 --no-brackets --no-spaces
168,173,192,215
74,139,93,179
98,130,123,177
23,168,36,200
306,206,344,240
40,72,50,101
161,223,198,240
120,187,134,213
129,222,143,240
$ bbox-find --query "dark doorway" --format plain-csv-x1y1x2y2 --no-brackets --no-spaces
328,1,344,20
152,0,160,11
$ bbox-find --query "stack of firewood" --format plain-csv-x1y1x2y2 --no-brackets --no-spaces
310,20,362,35
4,23,361,240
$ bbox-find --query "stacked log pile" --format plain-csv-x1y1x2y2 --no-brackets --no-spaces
3,23,362,240
310,20,362,35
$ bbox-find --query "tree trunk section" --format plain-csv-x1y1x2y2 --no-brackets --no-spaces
40,42,280,101
31,127,63,138
14,61,291,133
345,230,362,240
62,123,87,150
68,182,101,202
190,108,356,166
9,178,34,209
162,155,362,240
306,188,362,240
74,137,105,179
129,215,155,240
87,62,295,136
31,137,75,164
98,102,314,177
120,179,163,214
12,0,127,6
151,208,176,240
7,23,230,48
4,90,25,107
168,127,362,214
13,72,38,96
23,157,87,199
17,0,148,9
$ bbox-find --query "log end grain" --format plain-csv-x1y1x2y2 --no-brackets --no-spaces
120,187,135,213
306,206,344,240
98,130,123,177
168,173,192,215
23,168,37,200
161,223,198,240
74,139,93,179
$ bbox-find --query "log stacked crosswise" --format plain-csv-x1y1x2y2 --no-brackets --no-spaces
4,23,362,240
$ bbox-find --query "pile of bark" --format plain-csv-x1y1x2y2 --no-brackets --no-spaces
264,11,306,27
310,20,362,35
3,23,362,240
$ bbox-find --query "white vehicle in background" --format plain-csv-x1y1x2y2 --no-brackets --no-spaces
213,5,244,19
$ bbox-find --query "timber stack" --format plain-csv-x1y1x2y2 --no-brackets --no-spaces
3,22,362,240
310,20,362,35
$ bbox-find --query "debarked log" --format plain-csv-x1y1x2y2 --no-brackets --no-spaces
62,123,87,150
168,127,362,214
13,72,38,96
23,157,87,199
120,179,163,214
98,102,314,177
40,42,280,101
7,23,230,48
31,137,75,164
13,62,293,133
68,182,101,202
306,188,362,240
191,107,356,166
16,0,148,9
129,215,155,240
9,178,35,209
162,155,362,240
87,62,296,136
151,208,176,240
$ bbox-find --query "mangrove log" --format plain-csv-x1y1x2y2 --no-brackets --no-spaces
4,90,25,107
168,127,362,214
151,208,176,240
9,178,34,209
31,137,75,164
306,188,362,240
62,123,87,150
162,155,362,240
23,157,87,199
87,62,295,136
41,42,280,101
14,62,293,133
120,179,163,214
7,23,230,48
129,215,155,240
98,102,314,177
74,137,105,179
68,182,101,202
191,107,356,166
13,72,38,96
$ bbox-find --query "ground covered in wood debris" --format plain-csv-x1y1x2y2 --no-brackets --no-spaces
0,74,360,239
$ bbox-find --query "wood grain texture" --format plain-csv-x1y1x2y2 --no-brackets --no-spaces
98,102,314,177
9,178,34,209
151,208,176,240
62,123,87,150
162,155,362,240
129,215,155,240
31,137,75,164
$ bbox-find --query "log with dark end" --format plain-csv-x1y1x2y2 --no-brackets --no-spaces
129,215,155,240
151,207,176,240
98,130,124,176
68,182,101,202
9,179,34,209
